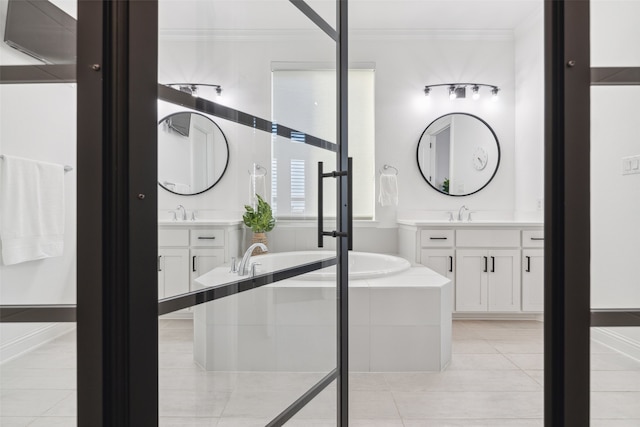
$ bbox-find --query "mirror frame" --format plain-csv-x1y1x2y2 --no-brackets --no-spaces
158,111,230,196
416,112,501,197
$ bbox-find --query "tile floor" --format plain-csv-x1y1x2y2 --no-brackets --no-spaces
1,319,639,426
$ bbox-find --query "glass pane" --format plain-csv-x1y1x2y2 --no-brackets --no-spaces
1,1,78,423
591,327,640,424
591,86,640,310
158,0,339,423
591,0,640,67
0,323,77,424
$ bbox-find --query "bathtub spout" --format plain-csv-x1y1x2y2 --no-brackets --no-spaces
238,243,268,276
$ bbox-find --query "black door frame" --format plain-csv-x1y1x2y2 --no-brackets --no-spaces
76,0,159,424
544,1,640,426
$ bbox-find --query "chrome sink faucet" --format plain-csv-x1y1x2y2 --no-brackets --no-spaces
458,205,469,221
176,205,187,221
238,243,268,276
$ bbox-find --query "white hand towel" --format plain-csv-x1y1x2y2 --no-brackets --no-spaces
0,155,65,265
250,174,267,206
378,174,398,207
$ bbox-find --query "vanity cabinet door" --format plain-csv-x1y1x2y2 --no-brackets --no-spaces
455,250,488,312
522,249,544,312
190,248,225,288
158,248,190,298
487,250,521,312
421,249,455,310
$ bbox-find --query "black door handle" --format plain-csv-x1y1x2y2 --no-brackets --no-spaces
526,256,531,272
491,256,495,273
192,256,197,272
158,255,162,272
318,158,352,250
449,255,453,272
483,256,488,272
430,237,448,240
531,237,544,241
198,236,216,240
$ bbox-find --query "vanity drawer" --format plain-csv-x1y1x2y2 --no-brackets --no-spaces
158,229,189,247
523,230,545,248
420,229,454,247
190,229,225,247
456,229,520,248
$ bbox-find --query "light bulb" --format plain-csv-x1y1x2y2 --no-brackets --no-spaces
216,86,223,97
449,86,457,100
424,87,431,97
472,85,480,100
491,87,499,102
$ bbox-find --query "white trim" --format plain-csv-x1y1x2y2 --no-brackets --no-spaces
0,323,75,365
453,312,543,321
159,28,514,42
591,327,640,362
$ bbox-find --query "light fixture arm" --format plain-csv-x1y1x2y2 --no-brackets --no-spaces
164,83,223,97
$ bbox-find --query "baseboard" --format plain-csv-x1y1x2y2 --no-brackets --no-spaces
591,327,640,362
0,323,76,365
453,312,543,321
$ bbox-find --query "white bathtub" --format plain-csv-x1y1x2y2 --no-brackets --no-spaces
249,251,411,281
194,251,452,372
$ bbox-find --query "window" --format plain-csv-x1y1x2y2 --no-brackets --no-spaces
272,67,375,219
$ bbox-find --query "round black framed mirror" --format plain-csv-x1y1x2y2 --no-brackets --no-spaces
158,112,229,196
416,112,500,196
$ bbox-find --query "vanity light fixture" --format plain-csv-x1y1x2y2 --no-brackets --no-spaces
424,83,499,101
166,83,223,98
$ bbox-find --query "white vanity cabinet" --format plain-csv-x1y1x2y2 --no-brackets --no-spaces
455,249,521,312
521,229,544,312
401,221,544,317
158,222,241,303
419,230,455,310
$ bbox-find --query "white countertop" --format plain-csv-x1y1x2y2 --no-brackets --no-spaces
397,219,543,227
158,219,243,226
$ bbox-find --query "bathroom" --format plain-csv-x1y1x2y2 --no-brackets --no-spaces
1,0,639,425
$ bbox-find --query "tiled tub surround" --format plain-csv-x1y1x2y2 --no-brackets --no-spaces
193,252,452,372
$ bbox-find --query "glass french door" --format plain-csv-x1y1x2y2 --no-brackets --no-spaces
1,0,350,425
545,0,640,424
155,1,350,426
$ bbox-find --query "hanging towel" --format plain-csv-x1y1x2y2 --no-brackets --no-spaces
249,173,267,207
0,155,65,265
378,174,398,207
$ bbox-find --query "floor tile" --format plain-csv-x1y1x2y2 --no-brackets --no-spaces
159,390,231,417
385,370,541,392
403,419,542,426
0,417,35,427
504,353,544,370
393,391,543,419
451,339,498,354
591,353,640,371
28,417,77,426
591,371,640,391
447,353,519,370
591,392,640,419
0,389,71,417
159,416,219,426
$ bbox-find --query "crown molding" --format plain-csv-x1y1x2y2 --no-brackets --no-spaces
159,28,514,42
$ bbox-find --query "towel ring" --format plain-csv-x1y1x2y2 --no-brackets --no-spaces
378,164,398,176
248,163,268,177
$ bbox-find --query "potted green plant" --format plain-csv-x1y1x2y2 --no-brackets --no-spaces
243,194,276,255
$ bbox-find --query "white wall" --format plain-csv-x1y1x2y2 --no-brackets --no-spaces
159,31,518,229
514,8,544,220
0,0,78,358
590,2,640,356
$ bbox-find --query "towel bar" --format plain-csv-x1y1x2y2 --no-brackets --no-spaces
0,155,73,172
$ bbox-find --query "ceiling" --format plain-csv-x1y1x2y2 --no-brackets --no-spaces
157,0,543,32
